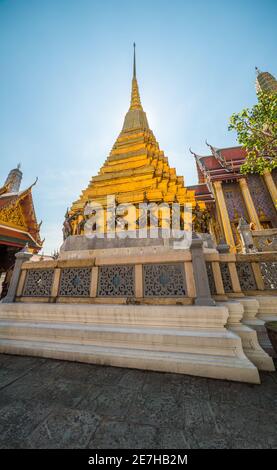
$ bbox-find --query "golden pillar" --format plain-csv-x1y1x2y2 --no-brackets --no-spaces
263,169,277,209
238,178,262,230
213,180,236,252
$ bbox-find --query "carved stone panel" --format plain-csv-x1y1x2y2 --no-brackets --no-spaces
143,263,186,297
59,268,91,296
222,182,248,244
97,265,135,297
206,262,216,295
248,174,277,227
260,262,277,290
220,262,233,293
23,269,54,297
236,262,257,291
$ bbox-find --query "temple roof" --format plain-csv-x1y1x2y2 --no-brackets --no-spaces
190,144,247,183
0,168,42,251
186,182,215,204
187,144,250,203
0,225,40,249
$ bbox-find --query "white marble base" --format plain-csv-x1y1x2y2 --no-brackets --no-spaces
256,296,277,322
217,301,275,372
0,303,260,384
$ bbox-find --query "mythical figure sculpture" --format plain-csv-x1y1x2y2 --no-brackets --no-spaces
193,204,211,233
62,210,74,240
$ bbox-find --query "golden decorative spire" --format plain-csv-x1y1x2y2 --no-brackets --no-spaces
133,42,136,78
255,66,277,94
69,45,199,225
122,43,149,131
130,43,143,110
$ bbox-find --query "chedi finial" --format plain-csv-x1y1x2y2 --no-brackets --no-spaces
133,42,136,79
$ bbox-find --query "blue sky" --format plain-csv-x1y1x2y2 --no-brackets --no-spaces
0,0,276,254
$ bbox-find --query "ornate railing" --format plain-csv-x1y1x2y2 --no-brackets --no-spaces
3,239,277,305
252,229,277,252
205,251,277,296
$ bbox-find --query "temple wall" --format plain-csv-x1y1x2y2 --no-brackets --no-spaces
213,173,277,251
221,182,248,245
247,174,277,227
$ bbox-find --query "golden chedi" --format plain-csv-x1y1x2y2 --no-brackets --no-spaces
68,45,200,235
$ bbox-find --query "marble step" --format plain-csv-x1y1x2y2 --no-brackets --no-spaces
0,303,227,329
0,320,243,356
0,338,260,384
256,296,277,321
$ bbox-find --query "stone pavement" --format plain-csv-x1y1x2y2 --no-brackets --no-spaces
0,354,276,449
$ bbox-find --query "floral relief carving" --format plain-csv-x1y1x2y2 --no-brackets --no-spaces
143,263,186,297
236,262,257,291
23,269,54,296
220,262,233,293
59,268,91,296
206,262,216,295
97,265,135,297
260,262,277,290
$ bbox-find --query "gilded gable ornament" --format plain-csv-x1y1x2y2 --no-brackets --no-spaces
0,202,27,229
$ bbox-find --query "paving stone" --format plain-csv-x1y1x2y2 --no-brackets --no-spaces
0,354,276,449
43,378,94,408
25,407,101,449
0,367,28,389
79,385,135,418
119,369,147,390
0,355,43,370
51,361,101,384
90,365,127,386
127,391,185,428
156,427,192,449
0,400,53,448
186,428,231,449
88,419,157,449
142,371,183,398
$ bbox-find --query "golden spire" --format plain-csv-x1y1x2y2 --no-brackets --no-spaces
69,45,199,223
122,43,149,131
133,41,136,79
255,66,277,94
130,43,143,110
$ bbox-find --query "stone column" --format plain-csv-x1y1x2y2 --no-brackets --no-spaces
228,262,242,294
135,264,143,298
51,268,61,298
90,266,99,297
239,178,262,230
263,169,277,209
190,233,215,306
184,261,196,298
213,181,236,252
2,246,33,303
251,262,265,291
211,262,225,295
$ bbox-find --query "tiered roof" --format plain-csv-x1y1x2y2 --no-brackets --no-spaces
0,168,42,251
187,144,247,203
